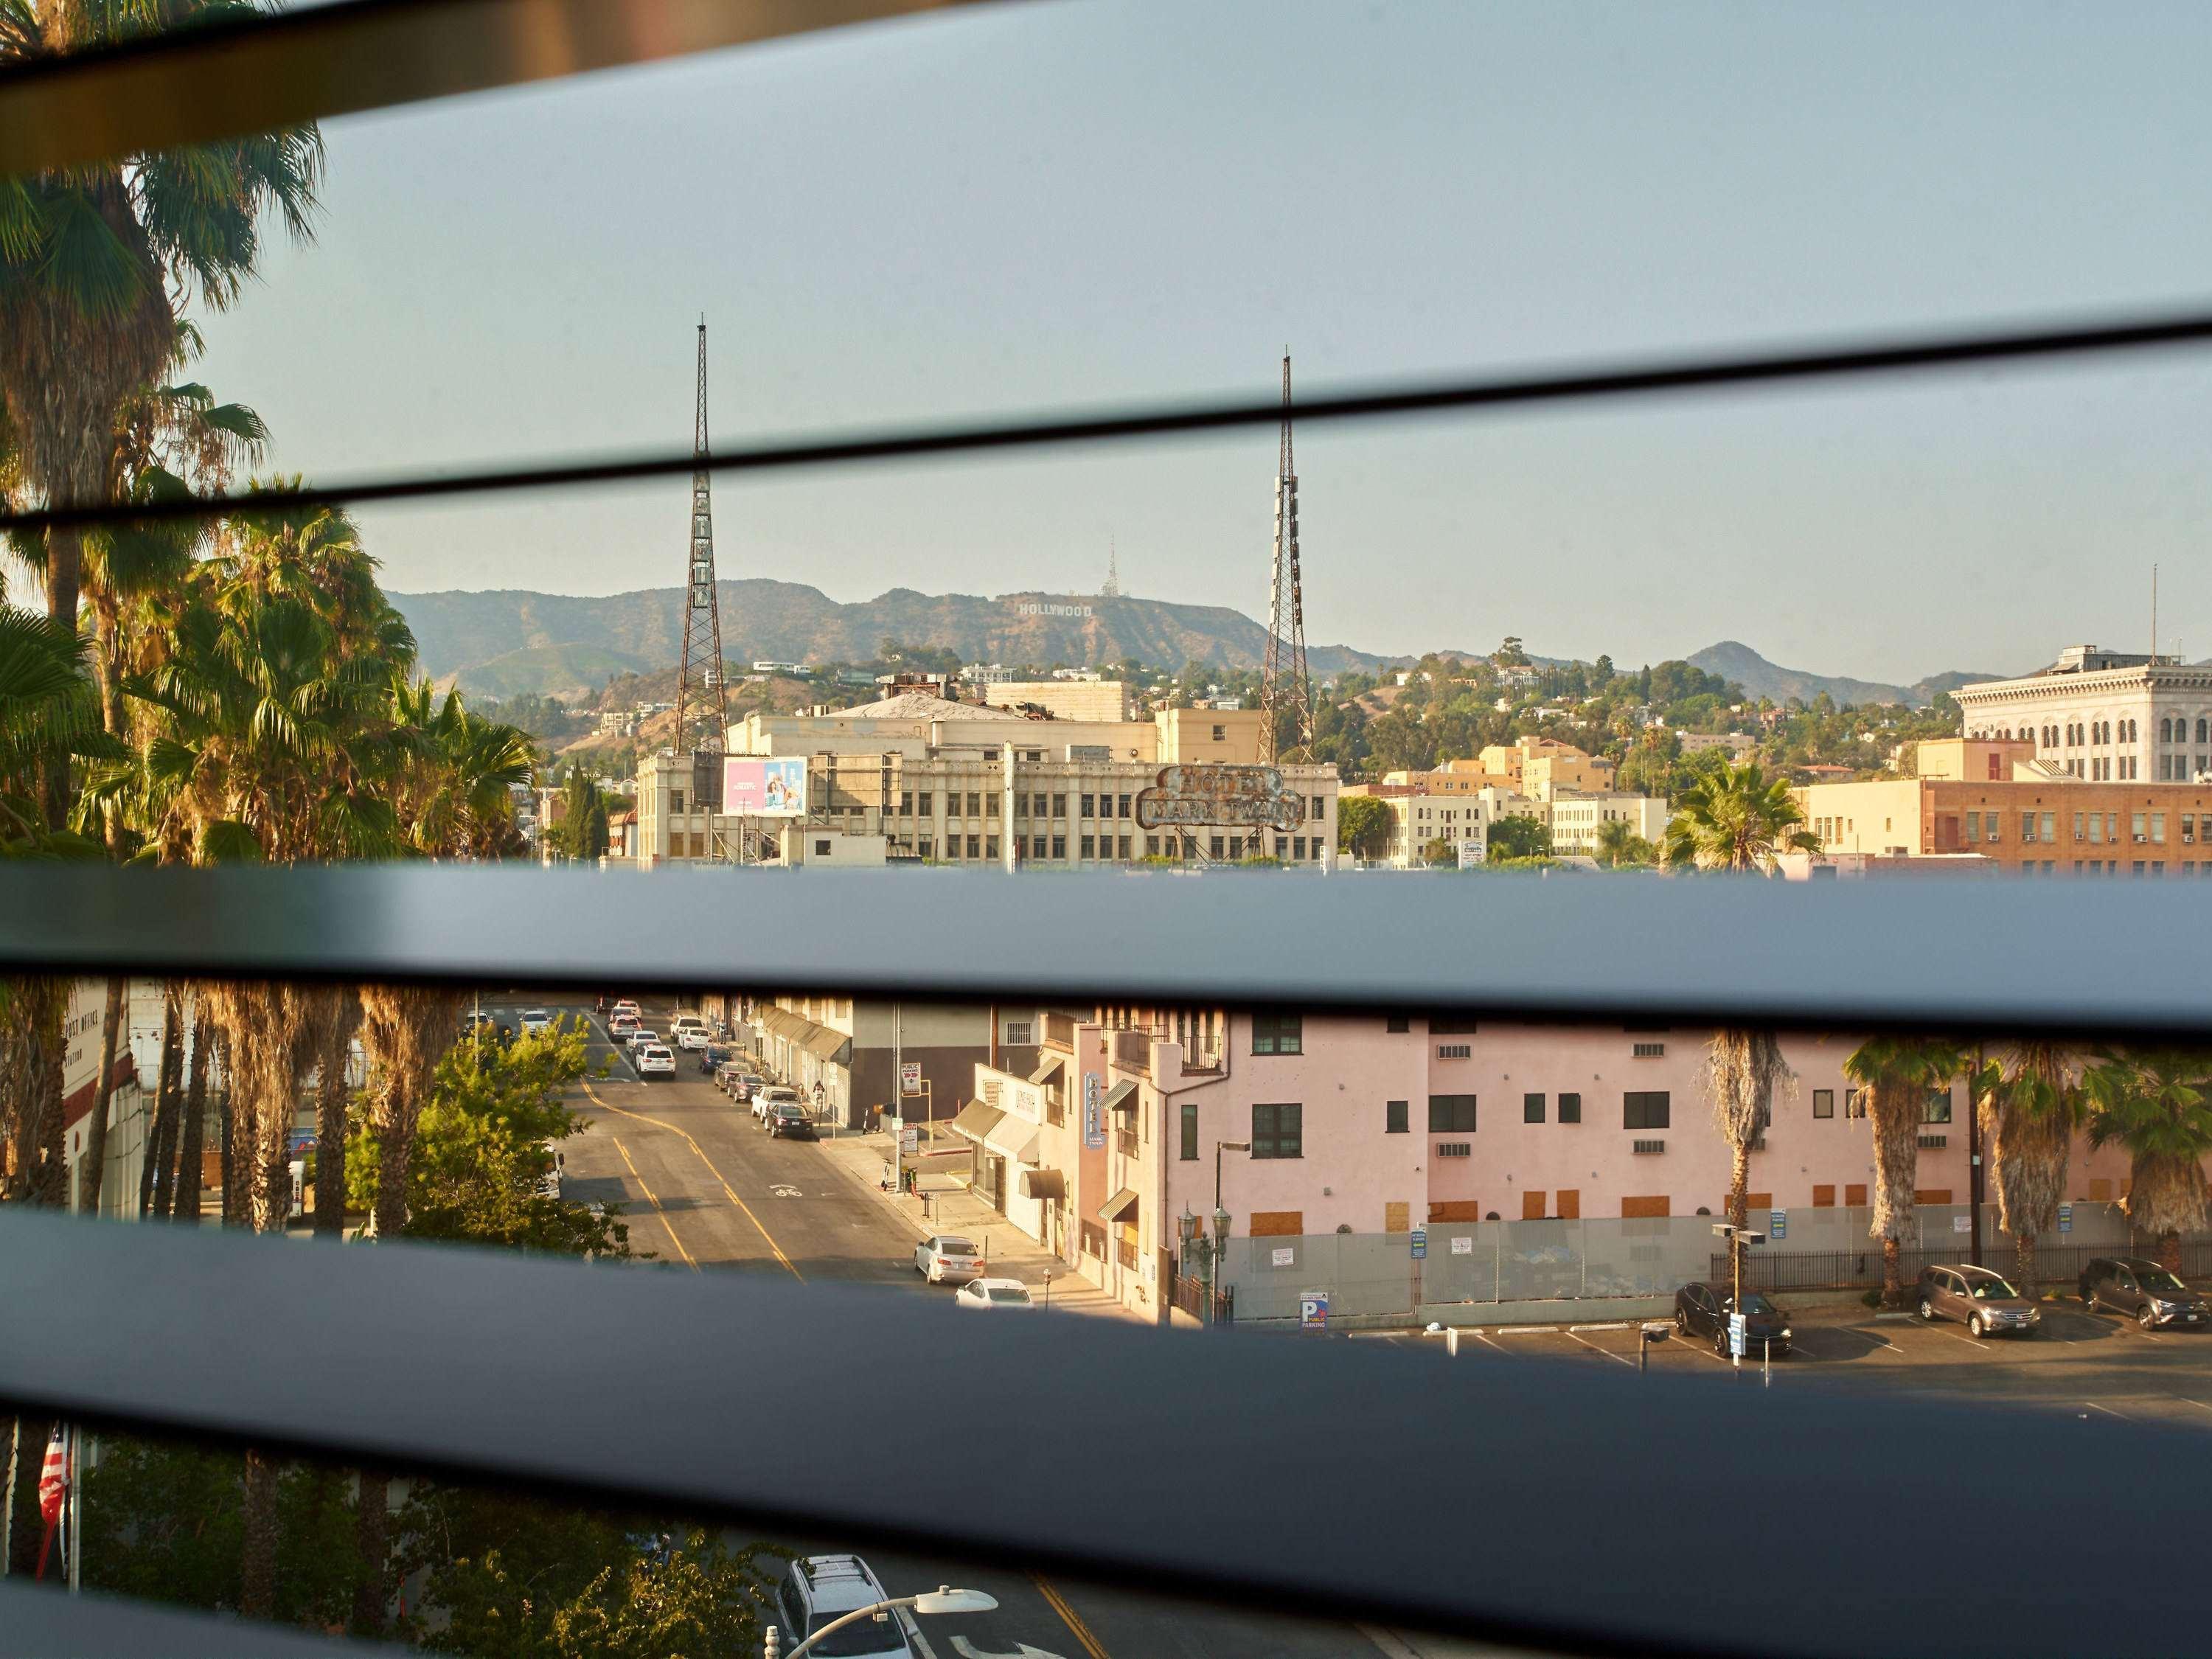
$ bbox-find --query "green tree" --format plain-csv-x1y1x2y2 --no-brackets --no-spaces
1660,761,1818,874
1844,1036,1969,1305
1485,815,1549,861
1977,1041,2079,1293
1708,1034,1791,1235
1336,793,1392,860
2081,1048,2212,1274
1593,818,1656,868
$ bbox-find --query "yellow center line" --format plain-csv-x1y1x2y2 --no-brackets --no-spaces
582,1079,803,1281
611,1137,697,1272
1032,1575,1111,1659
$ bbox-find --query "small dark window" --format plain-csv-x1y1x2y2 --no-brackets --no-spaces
1252,1011,1304,1055
1812,1088,1834,1119
1385,1099,1408,1134
1179,1101,1198,1161
1430,1014,1480,1035
1558,1092,1581,1124
1523,1092,1545,1124
1624,1091,1672,1130
1427,1094,1478,1133
1385,1014,1411,1034
1252,1102,1302,1159
1923,1088,1953,1125
814,840,831,857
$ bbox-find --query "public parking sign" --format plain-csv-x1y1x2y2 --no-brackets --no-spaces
1301,1290,1329,1332
900,1062,922,1095
1410,1227,1427,1260
1728,1312,1747,1358
1770,1208,1786,1241
2059,1203,2073,1234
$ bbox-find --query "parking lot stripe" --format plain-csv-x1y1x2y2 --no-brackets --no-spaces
611,1138,697,1271
2083,1401,2129,1420
1566,1331,1635,1368
1491,1325,1558,1335
1568,1322,1630,1332
2172,1397,2212,1414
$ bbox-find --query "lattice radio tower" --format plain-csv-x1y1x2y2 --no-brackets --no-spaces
1260,349,1315,762
674,316,730,756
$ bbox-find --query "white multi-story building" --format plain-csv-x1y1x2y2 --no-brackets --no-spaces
1546,792,1670,856
1346,784,1537,868
1952,644,2212,783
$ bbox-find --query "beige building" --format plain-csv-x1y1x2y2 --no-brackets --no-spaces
1344,782,1537,868
1476,736,1615,796
982,680,1135,723
636,694,1338,870
1547,792,1669,856
1951,644,2212,783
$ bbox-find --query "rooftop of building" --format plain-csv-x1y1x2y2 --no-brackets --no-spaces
826,691,1031,721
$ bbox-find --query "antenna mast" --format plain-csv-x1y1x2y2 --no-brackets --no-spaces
1260,349,1315,763
1102,537,1121,599
675,316,731,757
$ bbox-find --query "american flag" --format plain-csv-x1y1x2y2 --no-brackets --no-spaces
38,1425,66,1526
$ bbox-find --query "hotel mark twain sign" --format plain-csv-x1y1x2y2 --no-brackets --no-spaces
1135,765,1304,832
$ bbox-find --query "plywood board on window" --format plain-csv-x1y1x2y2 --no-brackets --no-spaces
1554,1189,1580,1220
1382,1201,1411,1234
1521,1189,1547,1220
2088,1178,2113,1201
1913,1189,1952,1206
1812,1185,1836,1208
1427,1200,1484,1222
1844,1183,1868,1206
1248,1210,1304,1237
1744,1192,1772,1211
1620,1195,1670,1219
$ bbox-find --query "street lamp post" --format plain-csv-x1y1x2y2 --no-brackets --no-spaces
1210,1141,1249,1325
776,1587,997,1658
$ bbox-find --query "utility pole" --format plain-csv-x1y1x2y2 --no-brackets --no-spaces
1259,350,1314,764
675,318,731,773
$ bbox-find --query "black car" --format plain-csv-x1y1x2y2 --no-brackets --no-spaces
2079,1256,2212,1330
768,1102,815,1141
1673,1281,1792,1357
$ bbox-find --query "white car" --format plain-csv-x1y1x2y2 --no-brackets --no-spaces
626,1027,661,1051
612,999,641,1020
518,1009,552,1037
956,1277,1034,1310
915,1235,984,1284
754,1085,801,1125
636,1044,676,1078
671,1012,707,1036
675,1026,711,1051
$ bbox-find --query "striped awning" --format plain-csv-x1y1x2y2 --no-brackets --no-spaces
947,1100,1006,1142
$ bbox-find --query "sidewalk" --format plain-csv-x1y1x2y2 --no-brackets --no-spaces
813,1130,1156,1325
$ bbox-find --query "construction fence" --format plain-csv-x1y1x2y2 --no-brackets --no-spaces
1220,1202,2190,1326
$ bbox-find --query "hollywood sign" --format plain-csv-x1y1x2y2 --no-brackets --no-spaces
1015,601,1093,619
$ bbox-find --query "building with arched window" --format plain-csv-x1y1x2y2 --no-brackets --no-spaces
1951,644,2212,784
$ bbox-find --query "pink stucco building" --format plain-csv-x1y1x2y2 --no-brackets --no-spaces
950,1008,2146,1322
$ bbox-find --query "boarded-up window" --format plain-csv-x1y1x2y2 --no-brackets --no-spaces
1521,1189,1547,1220
1554,1189,1580,1220
1744,1192,1772,1211
2088,1178,2113,1201
1427,1200,1484,1222
1248,1210,1304,1237
1844,1183,1868,1206
1383,1201,1411,1234
1914,1189,1952,1206
1812,1185,1836,1208
1621,1195,1670,1219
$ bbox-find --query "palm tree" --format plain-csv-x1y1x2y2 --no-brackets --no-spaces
0,0,320,653
1844,1036,1968,1306
1978,1041,2079,1295
2081,1049,2212,1274
1660,760,1820,874
1708,1033,1791,1231
1593,817,1655,868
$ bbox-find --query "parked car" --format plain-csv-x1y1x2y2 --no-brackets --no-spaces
915,1235,984,1284
956,1277,1034,1310
675,1026,711,1051
756,1085,801,1126
671,1012,706,1037
611,999,641,1020
2079,1256,2212,1329
1917,1264,2041,1338
535,1149,564,1200
768,1101,814,1140
699,1043,731,1074
608,1012,639,1040
774,1556,912,1659
714,1061,748,1095
636,1044,676,1079
1672,1281,1792,1356
626,1027,661,1051
518,1008,552,1037
734,1073,765,1103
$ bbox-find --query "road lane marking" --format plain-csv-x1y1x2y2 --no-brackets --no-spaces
583,1081,803,1280
2084,1401,2129,1419
951,1638,1065,1659
2171,1397,2212,1413
1031,1575,1110,1659
1566,1330,1635,1368
612,1138,696,1271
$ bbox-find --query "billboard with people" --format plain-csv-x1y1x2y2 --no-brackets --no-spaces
722,757,807,816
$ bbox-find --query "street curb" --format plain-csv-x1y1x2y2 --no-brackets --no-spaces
815,1142,938,1244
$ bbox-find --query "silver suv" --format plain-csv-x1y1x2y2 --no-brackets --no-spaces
773,1554,912,1658
1917,1264,2041,1338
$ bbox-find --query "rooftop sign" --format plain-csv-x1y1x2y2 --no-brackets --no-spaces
1136,765,1304,832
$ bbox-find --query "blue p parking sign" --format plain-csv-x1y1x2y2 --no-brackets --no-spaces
1410,1228,1427,1259
1301,1290,1329,1331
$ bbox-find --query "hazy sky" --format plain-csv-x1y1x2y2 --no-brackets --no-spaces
188,1,2212,681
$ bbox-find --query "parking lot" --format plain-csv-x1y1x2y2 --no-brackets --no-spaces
1362,1298,2212,1430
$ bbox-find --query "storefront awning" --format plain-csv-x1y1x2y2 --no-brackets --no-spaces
1097,1187,1139,1225
1019,1168,1065,1201
984,1120,1040,1164
796,1022,849,1062
1102,1079,1139,1113
946,1099,1006,1142
1029,1054,1065,1085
